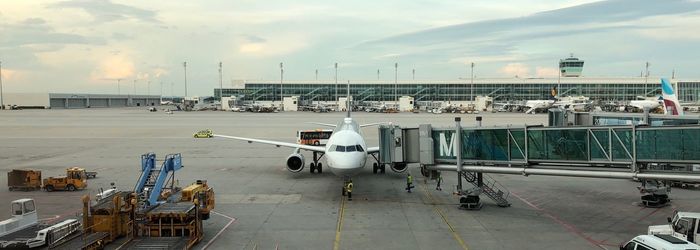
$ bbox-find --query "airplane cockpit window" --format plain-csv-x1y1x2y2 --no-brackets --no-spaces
356,145,364,152
335,145,346,152
346,145,356,152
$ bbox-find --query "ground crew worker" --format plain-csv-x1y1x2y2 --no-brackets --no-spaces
346,180,353,201
436,174,443,191
406,173,413,193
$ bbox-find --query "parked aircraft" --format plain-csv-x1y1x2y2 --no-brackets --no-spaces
212,82,402,194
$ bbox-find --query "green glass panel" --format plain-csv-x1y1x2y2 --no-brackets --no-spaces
682,129,700,160
635,130,656,160
509,129,526,160
527,130,547,159
462,129,509,161
590,130,610,161
611,128,633,161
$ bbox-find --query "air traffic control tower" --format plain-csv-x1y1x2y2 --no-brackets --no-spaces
559,54,584,77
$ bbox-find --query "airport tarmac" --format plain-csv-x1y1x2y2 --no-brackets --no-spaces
0,108,698,250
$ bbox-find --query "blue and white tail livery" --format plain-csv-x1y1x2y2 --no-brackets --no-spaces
661,78,683,116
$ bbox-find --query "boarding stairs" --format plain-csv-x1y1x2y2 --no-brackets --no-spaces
134,153,182,210
461,172,511,207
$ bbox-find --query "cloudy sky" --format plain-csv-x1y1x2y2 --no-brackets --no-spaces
1,0,699,96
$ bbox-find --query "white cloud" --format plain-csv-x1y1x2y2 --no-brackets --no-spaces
535,66,559,77
500,63,530,77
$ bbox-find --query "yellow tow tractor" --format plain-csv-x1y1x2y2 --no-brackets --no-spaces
193,129,213,138
43,167,88,192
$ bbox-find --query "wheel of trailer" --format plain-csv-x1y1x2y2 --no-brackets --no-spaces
317,163,323,173
67,184,76,191
380,164,386,173
45,185,54,192
310,163,316,173
373,163,378,174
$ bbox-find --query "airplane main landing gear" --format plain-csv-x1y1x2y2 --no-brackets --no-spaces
370,152,385,174
310,152,324,174
372,163,385,174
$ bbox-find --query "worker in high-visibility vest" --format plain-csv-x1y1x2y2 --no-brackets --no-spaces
346,180,353,201
406,173,413,193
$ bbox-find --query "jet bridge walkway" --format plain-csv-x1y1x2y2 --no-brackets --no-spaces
379,118,700,208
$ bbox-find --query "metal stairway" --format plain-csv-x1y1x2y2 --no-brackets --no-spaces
134,153,182,209
461,172,511,207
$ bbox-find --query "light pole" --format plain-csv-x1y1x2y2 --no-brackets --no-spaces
116,79,121,95
394,62,398,103
147,80,151,96
377,69,380,80
133,79,137,95
219,62,223,106
470,62,474,101
644,62,650,95
334,62,338,103
0,61,4,109
315,69,318,81
412,68,415,80
183,62,188,98
160,81,163,103
279,62,283,103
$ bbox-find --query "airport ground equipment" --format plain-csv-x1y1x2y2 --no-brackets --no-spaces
193,129,213,138
649,211,700,244
379,117,700,209
85,171,98,179
7,169,42,191
134,153,183,209
43,167,88,192
620,234,700,250
0,199,38,238
0,199,81,249
178,180,215,220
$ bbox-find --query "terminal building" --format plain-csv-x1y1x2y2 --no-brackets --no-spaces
215,56,700,105
215,77,700,104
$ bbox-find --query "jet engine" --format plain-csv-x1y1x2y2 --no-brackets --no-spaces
286,153,305,173
390,163,408,173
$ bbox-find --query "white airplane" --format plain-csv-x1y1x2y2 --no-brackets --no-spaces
212,83,404,192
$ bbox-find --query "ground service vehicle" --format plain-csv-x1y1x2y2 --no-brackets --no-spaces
649,211,700,244
7,170,42,191
297,129,333,146
620,234,700,250
43,167,87,192
180,180,215,220
193,129,213,138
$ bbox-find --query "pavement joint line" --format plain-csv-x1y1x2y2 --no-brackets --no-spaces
420,181,469,250
333,197,346,250
201,210,237,250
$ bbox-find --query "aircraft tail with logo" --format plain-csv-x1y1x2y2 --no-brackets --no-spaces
661,78,683,116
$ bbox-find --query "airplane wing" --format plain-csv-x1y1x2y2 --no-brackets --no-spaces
360,122,388,128
213,134,326,152
306,122,337,127
366,146,379,153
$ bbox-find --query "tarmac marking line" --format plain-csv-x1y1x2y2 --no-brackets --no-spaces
511,192,615,249
420,183,469,250
201,210,237,250
333,197,346,250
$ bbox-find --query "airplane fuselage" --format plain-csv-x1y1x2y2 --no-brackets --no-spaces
324,118,368,178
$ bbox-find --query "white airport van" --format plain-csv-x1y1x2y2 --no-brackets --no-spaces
620,234,700,250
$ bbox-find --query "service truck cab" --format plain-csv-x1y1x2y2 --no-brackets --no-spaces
649,211,700,244
621,234,700,250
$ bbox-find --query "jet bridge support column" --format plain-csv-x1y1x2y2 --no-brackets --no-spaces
455,117,463,193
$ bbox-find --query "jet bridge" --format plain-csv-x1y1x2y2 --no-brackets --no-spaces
379,118,700,208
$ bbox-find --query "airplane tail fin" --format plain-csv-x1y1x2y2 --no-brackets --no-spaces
661,78,683,115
